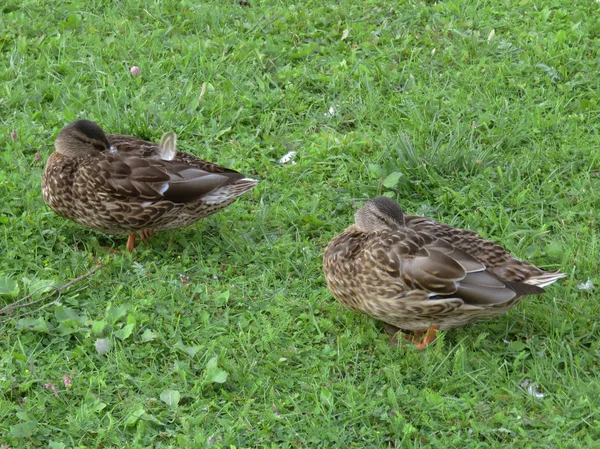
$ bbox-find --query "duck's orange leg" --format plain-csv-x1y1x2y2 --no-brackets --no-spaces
384,323,439,350
126,234,136,252
126,230,154,251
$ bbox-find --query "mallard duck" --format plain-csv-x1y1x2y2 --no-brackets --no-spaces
42,119,258,251
323,196,565,348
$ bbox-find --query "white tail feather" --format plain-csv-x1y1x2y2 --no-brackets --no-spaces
524,271,566,288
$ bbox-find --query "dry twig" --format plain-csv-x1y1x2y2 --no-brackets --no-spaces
0,263,104,320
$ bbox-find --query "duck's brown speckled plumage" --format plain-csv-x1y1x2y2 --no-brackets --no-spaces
42,120,258,248
323,197,565,334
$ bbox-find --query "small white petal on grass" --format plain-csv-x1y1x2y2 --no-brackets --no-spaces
487,29,495,41
95,338,111,355
341,28,350,40
431,48,436,55
576,278,594,291
324,105,337,118
279,151,297,165
520,379,545,399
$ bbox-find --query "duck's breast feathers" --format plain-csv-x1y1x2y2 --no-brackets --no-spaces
86,153,247,204
323,227,369,263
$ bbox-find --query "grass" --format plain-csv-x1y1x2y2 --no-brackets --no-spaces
1,0,599,447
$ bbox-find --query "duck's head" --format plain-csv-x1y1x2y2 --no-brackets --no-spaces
54,120,111,157
354,196,406,231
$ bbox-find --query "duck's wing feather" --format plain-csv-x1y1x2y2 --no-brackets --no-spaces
404,215,564,285
369,229,544,307
107,133,244,175
87,154,243,203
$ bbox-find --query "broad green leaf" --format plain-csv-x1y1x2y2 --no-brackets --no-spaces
320,389,334,408
508,341,526,352
27,278,58,298
106,304,127,324
213,291,230,307
49,442,67,449
140,329,157,342
56,323,81,336
124,403,145,426
368,163,385,179
114,323,135,340
160,389,181,408
10,421,37,438
91,320,107,335
206,355,218,370
207,369,228,384
382,172,402,188
55,306,80,323
358,63,371,75
185,345,201,358
16,317,50,333
0,276,19,296
205,356,229,384
140,412,165,425
84,393,107,413
16,411,30,420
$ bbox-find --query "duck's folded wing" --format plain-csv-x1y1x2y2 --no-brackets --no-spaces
94,156,239,203
374,230,544,306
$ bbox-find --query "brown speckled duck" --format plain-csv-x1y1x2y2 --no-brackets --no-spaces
42,120,258,251
323,196,565,349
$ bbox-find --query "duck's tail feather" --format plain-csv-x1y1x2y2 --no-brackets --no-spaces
524,270,566,288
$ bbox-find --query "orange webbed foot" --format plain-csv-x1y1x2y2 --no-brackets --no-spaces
384,323,439,350
140,229,155,241
414,325,439,350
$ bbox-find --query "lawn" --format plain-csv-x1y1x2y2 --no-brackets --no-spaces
1,0,599,447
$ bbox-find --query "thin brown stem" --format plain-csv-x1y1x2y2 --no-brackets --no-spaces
0,263,104,319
